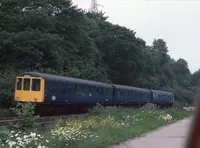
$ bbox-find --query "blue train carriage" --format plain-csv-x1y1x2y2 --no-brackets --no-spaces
14,72,114,107
150,90,174,108
112,84,152,107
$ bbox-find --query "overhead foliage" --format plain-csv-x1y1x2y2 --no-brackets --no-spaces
0,0,197,106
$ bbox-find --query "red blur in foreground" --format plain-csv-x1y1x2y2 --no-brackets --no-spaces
185,94,200,148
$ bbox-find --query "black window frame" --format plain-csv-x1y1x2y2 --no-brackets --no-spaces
32,79,41,91
16,78,22,90
23,78,31,91
59,83,66,94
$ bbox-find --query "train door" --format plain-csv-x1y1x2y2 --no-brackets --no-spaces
30,78,45,102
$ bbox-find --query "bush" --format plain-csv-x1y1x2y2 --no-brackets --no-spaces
0,69,18,107
10,102,36,130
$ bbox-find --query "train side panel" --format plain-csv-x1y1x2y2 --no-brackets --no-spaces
112,84,151,105
150,90,174,106
44,79,114,105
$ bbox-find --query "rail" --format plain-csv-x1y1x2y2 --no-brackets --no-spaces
0,115,80,127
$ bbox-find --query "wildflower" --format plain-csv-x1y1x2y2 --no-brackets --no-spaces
46,140,49,143
30,132,36,138
8,141,17,147
24,135,29,139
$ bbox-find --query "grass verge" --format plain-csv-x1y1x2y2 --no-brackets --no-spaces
0,106,193,148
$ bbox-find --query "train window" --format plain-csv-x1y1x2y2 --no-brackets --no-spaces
59,83,65,94
23,78,30,91
73,84,79,96
96,88,99,96
16,78,22,90
106,89,109,97
106,89,110,97
80,85,87,96
118,90,121,98
50,82,56,93
69,85,72,92
104,88,109,97
32,79,41,91
99,87,104,96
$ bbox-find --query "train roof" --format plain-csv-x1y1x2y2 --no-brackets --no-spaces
21,72,112,88
112,84,151,92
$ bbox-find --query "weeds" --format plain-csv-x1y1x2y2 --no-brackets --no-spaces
10,102,36,130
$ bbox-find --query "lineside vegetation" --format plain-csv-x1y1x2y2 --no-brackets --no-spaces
0,105,193,148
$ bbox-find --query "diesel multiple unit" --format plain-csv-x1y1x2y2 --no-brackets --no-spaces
14,72,174,109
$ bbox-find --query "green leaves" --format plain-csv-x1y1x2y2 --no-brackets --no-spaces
0,0,196,107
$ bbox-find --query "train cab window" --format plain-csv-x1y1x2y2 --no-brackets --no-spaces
32,79,41,91
16,78,22,90
23,78,30,91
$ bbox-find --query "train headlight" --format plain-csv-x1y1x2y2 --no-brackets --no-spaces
52,95,56,101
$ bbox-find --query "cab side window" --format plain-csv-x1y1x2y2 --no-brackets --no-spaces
16,78,22,90
23,78,30,91
32,79,41,91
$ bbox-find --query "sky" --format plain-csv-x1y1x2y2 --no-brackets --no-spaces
72,0,200,73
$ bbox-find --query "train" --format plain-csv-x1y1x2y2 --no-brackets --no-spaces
14,72,174,114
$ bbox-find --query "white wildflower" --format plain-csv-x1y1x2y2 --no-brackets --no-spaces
24,135,29,139
30,132,36,138
8,141,17,147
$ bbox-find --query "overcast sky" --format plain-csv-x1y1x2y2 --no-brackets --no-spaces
72,0,200,73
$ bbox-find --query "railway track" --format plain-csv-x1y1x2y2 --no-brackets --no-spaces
0,114,80,127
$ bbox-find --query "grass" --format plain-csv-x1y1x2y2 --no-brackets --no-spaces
0,106,193,148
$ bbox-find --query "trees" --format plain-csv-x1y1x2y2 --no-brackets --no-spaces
0,0,197,106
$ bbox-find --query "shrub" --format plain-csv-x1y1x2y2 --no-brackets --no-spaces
10,102,36,130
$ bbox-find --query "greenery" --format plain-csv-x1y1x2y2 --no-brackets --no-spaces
10,103,36,129
0,0,199,107
0,108,15,117
0,107,192,148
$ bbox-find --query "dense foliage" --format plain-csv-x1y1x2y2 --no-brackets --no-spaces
0,0,198,106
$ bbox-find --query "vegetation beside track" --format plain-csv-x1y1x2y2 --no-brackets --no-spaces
0,105,193,148
0,108,15,117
